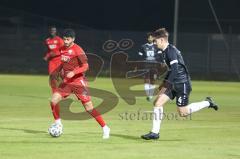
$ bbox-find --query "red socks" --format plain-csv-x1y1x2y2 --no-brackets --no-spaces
50,102,60,120
50,102,106,128
87,109,106,127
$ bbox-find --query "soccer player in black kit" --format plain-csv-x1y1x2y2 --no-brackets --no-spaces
141,28,219,140
138,33,161,101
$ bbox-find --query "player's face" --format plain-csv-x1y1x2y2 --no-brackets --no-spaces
49,28,57,37
63,37,75,47
154,38,165,49
148,35,154,43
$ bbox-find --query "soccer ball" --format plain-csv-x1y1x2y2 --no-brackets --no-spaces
48,124,63,137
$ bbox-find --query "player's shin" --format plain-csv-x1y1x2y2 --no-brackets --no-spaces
84,102,110,139
50,102,61,121
144,83,151,97
186,101,210,114
87,108,106,127
151,106,163,134
149,84,156,98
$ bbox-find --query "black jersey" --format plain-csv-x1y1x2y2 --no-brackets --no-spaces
138,43,160,62
162,44,190,84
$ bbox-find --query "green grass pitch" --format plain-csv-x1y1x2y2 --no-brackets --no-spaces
0,74,240,159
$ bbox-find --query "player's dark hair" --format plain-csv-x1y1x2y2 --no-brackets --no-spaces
63,28,76,38
152,28,169,39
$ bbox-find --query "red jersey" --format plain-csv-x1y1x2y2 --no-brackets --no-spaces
60,43,88,83
44,36,64,60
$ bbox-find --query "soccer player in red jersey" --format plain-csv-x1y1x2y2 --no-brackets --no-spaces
43,26,64,93
49,29,110,139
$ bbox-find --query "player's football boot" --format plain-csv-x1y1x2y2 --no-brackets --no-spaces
146,96,153,102
141,132,159,140
102,126,110,139
205,97,219,111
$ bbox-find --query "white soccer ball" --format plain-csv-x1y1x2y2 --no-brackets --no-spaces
48,125,63,137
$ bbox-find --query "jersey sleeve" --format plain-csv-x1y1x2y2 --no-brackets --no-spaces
77,47,88,64
44,49,60,60
43,39,51,60
58,37,64,48
166,48,179,84
168,47,179,65
138,44,146,58
73,47,89,75
51,37,63,56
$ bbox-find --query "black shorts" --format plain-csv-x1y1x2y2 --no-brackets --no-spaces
144,69,158,80
164,81,192,107
143,62,158,80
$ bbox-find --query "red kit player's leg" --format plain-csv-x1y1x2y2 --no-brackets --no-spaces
72,78,106,127
48,57,62,93
50,102,60,120
50,83,71,121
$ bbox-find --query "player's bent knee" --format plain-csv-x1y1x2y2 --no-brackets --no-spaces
83,101,94,112
178,107,189,117
51,93,62,104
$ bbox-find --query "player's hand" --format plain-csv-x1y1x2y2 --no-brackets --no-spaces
49,51,56,57
66,71,75,78
43,56,48,61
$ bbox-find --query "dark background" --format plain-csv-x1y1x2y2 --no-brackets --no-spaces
0,0,239,32
0,0,239,80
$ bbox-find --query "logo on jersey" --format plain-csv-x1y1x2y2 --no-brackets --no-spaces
146,50,154,57
61,55,71,62
49,44,57,49
68,50,73,55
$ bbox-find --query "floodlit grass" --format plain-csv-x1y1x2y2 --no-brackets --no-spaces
0,74,239,159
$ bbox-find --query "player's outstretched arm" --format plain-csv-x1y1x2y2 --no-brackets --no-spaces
43,51,51,61
73,63,89,75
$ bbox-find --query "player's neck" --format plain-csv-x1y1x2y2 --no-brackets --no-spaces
50,35,57,39
66,43,74,49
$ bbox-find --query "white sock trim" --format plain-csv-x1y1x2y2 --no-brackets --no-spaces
103,125,109,131
55,119,62,125
149,84,156,97
144,83,150,97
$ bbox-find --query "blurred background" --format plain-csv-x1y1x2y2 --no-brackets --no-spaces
0,0,239,80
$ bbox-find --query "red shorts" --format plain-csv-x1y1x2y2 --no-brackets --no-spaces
48,56,62,75
56,77,91,104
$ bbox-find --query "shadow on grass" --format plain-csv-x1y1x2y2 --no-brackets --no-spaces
111,133,184,142
0,127,185,142
111,133,140,140
0,127,46,134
